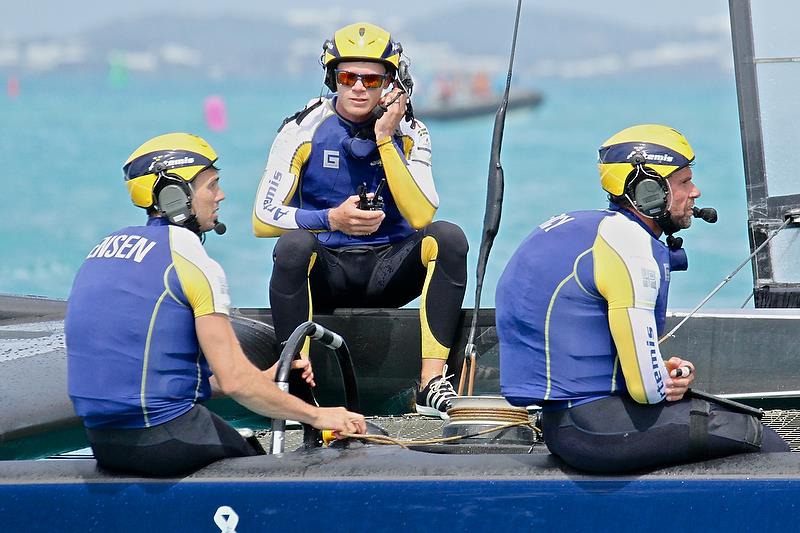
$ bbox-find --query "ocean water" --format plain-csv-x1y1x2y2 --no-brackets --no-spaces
0,73,752,310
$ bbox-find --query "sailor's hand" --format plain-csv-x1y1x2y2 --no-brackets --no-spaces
375,88,407,141
312,407,366,437
328,195,384,235
664,356,695,402
263,357,315,387
291,357,315,388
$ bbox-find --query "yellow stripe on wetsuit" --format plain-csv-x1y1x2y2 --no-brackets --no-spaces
420,236,448,360
593,216,664,404
377,136,436,229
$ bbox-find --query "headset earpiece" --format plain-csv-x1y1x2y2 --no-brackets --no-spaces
319,39,333,67
625,166,670,219
152,170,194,226
396,59,414,95
321,39,338,93
157,183,192,224
324,67,337,93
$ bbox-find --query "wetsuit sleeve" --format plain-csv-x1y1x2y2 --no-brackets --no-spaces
252,105,330,237
593,216,668,404
378,118,439,229
170,227,231,317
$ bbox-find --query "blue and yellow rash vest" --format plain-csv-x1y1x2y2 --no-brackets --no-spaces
497,206,682,409
66,217,231,429
252,97,438,247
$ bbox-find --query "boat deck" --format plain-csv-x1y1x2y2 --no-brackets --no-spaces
3,446,800,483
2,449,800,531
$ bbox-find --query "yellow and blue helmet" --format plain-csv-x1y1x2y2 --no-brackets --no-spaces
321,22,401,91
123,132,218,209
597,124,695,196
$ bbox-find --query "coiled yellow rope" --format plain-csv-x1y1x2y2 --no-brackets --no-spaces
339,406,539,448
448,406,530,424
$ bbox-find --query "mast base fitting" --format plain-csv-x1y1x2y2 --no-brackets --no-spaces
783,209,800,225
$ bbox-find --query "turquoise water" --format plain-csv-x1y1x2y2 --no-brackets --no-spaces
0,73,751,310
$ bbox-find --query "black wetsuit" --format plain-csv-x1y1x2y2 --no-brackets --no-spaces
269,222,467,354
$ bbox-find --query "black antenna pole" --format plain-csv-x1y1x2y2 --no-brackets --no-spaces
458,0,523,396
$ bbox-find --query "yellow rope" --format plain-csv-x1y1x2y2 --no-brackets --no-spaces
448,406,530,424
339,420,540,448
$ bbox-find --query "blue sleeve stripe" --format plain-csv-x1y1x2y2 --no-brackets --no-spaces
296,208,329,230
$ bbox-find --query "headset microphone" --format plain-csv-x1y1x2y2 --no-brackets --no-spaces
213,221,227,235
692,206,718,223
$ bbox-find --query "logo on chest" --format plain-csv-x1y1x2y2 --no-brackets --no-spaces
323,150,340,169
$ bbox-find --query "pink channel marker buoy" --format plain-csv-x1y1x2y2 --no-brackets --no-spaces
7,77,20,98
204,95,227,132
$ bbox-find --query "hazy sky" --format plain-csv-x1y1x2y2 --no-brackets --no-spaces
5,0,729,39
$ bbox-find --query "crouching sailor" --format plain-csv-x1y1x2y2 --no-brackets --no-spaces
252,22,468,419
66,133,365,477
496,124,789,473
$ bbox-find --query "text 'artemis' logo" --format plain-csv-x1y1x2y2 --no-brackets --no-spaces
647,326,665,397
262,170,289,220
323,150,340,169
625,146,674,164
148,156,195,172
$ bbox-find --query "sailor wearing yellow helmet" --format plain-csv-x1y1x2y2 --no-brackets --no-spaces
495,124,788,473
252,22,468,419
66,133,365,477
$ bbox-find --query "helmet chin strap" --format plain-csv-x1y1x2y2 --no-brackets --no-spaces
657,214,684,250
656,213,681,236
619,172,684,251
183,180,202,236
623,191,680,242
183,215,203,237
625,165,683,248
650,178,685,250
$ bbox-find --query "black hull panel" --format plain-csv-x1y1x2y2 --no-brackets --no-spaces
235,307,498,415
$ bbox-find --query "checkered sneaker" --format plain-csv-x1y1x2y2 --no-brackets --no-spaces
415,364,458,419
